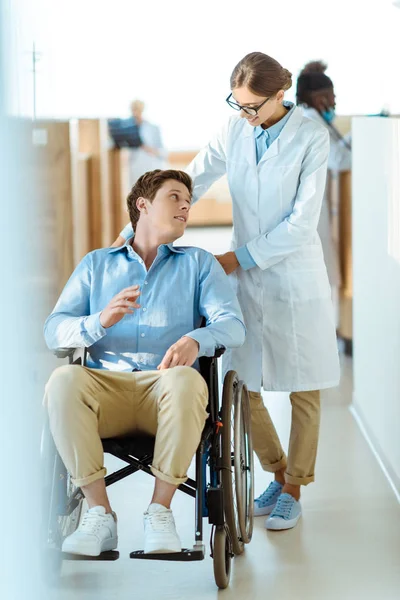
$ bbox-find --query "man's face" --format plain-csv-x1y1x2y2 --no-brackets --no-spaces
138,180,191,241
131,101,144,122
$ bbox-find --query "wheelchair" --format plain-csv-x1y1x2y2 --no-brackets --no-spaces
41,346,254,589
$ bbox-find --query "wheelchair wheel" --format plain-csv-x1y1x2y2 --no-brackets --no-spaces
41,424,83,583
212,526,232,590
234,382,254,544
221,370,244,555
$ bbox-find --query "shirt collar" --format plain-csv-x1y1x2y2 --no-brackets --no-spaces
108,235,185,257
254,101,294,139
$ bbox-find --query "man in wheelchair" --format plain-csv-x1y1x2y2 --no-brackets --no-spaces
44,169,246,558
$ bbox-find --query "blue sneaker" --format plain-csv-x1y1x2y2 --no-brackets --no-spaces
254,481,283,516
266,493,302,530
265,494,301,531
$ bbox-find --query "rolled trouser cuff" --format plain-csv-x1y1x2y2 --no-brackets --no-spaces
72,467,107,488
284,472,314,486
260,456,287,473
150,465,187,487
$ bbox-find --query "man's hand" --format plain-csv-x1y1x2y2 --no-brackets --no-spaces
100,286,141,329
158,336,200,370
215,251,239,275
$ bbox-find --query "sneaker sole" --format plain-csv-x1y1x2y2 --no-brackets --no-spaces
144,548,182,554
62,536,118,557
266,514,301,531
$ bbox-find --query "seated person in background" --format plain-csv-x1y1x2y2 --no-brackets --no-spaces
44,169,246,557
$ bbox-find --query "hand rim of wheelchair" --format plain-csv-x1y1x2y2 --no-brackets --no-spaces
220,370,254,555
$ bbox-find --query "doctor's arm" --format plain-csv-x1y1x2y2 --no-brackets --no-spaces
113,119,231,244
184,254,246,355
240,129,330,271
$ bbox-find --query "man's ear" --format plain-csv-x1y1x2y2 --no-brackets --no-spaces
136,196,148,214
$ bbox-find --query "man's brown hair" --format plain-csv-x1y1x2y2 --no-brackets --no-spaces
127,169,193,230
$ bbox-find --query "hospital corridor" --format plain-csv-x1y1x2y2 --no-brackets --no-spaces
1,1,400,600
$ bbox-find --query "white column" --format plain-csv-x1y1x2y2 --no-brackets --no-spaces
352,117,400,498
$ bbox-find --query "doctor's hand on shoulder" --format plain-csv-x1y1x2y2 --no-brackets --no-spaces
215,252,239,275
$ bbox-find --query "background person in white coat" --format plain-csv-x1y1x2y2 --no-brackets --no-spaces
114,52,340,532
296,61,352,320
129,99,167,186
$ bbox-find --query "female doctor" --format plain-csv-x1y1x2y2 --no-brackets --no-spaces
115,52,340,532
296,61,352,316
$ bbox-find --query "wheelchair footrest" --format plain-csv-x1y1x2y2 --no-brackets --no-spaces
62,550,120,561
130,546,205,562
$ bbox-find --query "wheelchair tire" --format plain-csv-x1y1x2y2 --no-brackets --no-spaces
41,422,83,583
234,382,254,544
220,370,244,555
212,526,231,590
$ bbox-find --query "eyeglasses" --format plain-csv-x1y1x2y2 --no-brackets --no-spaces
226,93,270,116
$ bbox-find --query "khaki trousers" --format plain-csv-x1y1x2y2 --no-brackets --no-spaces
44,365,209,488
248,390,321,486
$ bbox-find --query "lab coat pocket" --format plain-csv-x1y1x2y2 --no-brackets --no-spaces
288,268,331,302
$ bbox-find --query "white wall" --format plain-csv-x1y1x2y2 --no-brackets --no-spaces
7,0,400,149
352,117,400,495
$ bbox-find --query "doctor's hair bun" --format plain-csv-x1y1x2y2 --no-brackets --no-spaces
230,52,293,96
300,61,328,75
281,68,293,91
296,60,333,105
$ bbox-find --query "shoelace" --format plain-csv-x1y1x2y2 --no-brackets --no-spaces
79,512,108,535
256,483,281,506
270,496,294,520
147,511,174,533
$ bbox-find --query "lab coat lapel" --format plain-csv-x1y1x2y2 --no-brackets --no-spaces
257,106,304,167
242,121,257,168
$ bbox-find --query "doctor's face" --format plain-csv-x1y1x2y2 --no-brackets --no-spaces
231,86,284,127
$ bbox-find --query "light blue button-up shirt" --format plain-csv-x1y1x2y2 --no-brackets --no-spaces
44,238,246,372
235,101,295,271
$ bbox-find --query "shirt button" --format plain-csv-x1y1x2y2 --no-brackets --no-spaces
142,308,147,312
141,333,145,338
144,281,148,285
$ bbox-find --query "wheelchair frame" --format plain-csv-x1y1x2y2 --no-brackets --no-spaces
43,346,253,588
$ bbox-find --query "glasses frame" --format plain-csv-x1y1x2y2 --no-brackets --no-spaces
225,93,270,116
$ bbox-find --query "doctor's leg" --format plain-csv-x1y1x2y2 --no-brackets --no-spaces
248,391,287,477
284,390,321,498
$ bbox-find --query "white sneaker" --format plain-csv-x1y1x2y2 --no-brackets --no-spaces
143,503,181,554
62,506,118,556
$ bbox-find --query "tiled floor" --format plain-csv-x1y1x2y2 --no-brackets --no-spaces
46,228,400,600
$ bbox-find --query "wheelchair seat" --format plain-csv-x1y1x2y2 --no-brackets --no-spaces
102,434,155,461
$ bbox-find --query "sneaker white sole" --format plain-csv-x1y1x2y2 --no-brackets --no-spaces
62,536,118,557
266,513,301,531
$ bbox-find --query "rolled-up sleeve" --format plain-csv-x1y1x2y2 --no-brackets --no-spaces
44,254,107,350
185,254,246,357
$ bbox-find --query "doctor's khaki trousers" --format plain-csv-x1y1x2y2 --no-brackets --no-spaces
249,390,320,486
44,365,208,488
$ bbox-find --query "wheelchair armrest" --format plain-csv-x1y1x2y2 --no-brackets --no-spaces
213,348,225,359
53,347,87,365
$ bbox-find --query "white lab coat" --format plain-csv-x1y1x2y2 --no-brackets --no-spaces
302,107,352,287
129,121,167,186
186,106,340,392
